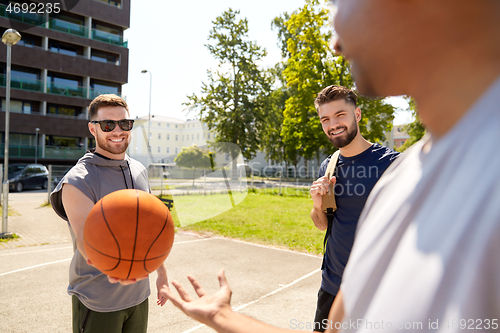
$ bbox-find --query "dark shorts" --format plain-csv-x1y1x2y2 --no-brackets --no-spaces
313,288,336,332
72,296,148,333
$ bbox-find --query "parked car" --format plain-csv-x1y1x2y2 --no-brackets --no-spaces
8,164,49,192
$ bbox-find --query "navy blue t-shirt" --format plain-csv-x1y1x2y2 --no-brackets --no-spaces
319,144,400,296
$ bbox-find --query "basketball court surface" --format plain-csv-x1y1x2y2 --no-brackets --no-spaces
0,192,322,332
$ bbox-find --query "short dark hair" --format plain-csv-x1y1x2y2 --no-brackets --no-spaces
314,85,358,112
88,94,129,120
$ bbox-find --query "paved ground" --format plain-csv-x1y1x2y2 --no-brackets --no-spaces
0,190,322,333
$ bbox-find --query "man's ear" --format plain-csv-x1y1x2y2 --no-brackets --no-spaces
355,107,362,123
88,122,97,137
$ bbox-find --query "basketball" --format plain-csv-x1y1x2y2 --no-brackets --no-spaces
83,189,175,280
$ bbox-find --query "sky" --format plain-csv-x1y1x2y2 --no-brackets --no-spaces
122,0,412,125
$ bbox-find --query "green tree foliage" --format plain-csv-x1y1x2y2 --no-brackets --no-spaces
174,145,212,186
397,97,426,152
185,9,269,168
276,0,395,168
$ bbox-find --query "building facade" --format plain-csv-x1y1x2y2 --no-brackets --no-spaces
0,0,130,166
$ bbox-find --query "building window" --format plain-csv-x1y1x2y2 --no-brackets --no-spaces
207,133,210,139
175,147,178,154
49,40,84,57
167,134,170,140
48,104,82,118
175,135,178,141
1,99,33,114
225,154,230,161
197,134,200,140
192,134,194,140
157,146,161,153
167,124,170,127
175,125,178,128
158,122,161,126
158,133,161,140
91,49,120,65
166,147,170,154
90,79,120,98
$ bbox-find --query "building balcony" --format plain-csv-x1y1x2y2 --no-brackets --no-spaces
0,144,86,160
0,75,43,93
46,82,87,98
48,18,88,37
0,4,128,48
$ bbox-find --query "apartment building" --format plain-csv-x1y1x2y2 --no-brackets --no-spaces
128,116,215,166
0,0,130,165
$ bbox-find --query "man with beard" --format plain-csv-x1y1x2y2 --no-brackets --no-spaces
309,85,399,332
50,94,169,333
163,0,500,331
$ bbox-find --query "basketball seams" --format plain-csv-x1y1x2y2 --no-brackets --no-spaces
142,208,171,273
84,189,174,280
125,190,140,280
99,198,121,271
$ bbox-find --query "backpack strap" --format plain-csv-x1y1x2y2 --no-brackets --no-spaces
320,150,340,270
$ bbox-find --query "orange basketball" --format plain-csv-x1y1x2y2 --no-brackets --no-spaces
83,189,175,280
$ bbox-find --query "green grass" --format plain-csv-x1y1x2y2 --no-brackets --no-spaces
0,233,20,243
161,187,325,254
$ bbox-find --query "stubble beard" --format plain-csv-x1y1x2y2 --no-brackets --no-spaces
328,118,358,148
95,131,130,155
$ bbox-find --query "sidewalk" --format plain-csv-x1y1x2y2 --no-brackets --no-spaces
0,191,72,249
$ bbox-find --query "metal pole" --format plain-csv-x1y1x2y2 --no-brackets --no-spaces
47,165,52,203
35,128,39,164
2,43,12,236
147,72,152,166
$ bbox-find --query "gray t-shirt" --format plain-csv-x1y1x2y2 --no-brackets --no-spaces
50,152,151,312
341,77,500,331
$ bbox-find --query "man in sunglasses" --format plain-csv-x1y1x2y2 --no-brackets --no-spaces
50,94,169,333
162,0,500,332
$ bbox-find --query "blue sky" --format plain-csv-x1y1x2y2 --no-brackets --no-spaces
122,0,412,125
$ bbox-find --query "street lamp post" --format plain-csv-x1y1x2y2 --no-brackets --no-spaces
1,29,21,238
35,128,40,164
141,69,152,165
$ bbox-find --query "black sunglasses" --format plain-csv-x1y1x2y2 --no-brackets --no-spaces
91,119,134,132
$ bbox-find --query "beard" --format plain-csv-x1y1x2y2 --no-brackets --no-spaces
95,131,130,155
327,117,358,148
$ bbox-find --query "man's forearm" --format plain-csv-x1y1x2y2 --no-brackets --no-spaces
311,207,328,231
211,307,292,333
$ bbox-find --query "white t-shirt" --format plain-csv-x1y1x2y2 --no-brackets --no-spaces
340,77,500,332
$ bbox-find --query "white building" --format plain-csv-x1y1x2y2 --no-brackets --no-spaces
127,115,215,166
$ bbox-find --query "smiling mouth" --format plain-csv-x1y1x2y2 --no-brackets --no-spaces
109,137,125,143
330,128,346,136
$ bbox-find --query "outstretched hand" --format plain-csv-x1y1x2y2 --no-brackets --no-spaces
165,268,232,327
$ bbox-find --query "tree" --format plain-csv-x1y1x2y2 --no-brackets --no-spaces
185,9,269,179
277,0,395,172
397,97,426,152
174,145,212,187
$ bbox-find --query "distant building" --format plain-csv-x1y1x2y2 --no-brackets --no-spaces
0,0,130,165
383,124,410,150
128,116,214,166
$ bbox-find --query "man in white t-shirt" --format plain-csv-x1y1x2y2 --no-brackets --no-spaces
162,1,500,332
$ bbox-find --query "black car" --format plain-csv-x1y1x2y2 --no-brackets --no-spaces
8,164,49,192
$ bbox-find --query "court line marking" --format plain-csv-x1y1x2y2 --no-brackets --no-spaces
0,238,214,257
181,268,321,333
0,245,73,256
0,258,71,277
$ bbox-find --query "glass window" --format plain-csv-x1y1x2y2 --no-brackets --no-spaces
91,80,120,95
166,147,170,154
158,133,161,140
48,104,79,117
91,49,119,64
50,40,83,57
2,99,32,114
175,135,178,141
167,134,170,140
157,146,161,153
175,147,178,154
